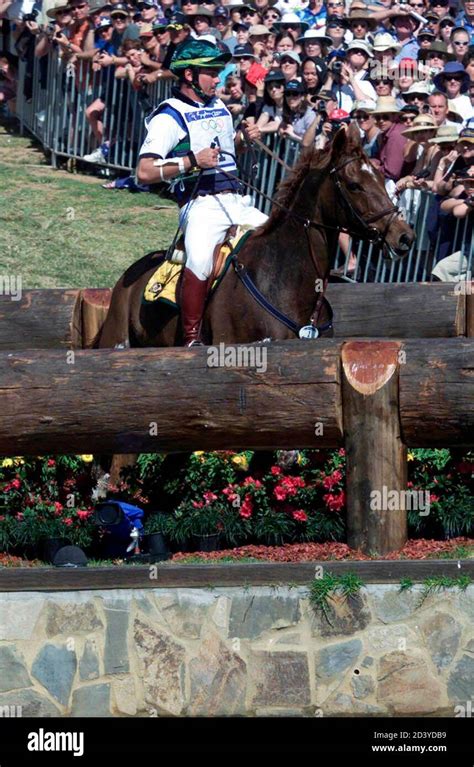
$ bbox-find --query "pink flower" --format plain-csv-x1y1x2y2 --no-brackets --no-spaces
274,485,288,501
292,510,307,522
10,478,21,490
338,448,345,456
243,477,262,488
47,459,55,467
331,469,343,483
192,501,204,509
64,518,73,527
16,513,24,521
323,491,346,512
239,494,253,518
322,474,338,490
203,491,218,504
429,494,439,503
54,502,63,513
76,510,91,521
271,466,281,476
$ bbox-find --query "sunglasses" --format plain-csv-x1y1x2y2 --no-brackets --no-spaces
73,2,88,8
453,40,469,46
113,14,127,20
354,112,370,120
375,113,394,120
375,79,391,85
281,24,300,29
268,82,284,88
445,75,465,81
400,115,415,122
280,58,296,64
264,13,279,19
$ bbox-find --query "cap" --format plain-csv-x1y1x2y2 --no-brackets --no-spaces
97,16,112,29
233,43,257,58
214,5,229,17
346,40,374,58
329,108,350,121
284,79,306,94
279,50,301,65
264,68,285,83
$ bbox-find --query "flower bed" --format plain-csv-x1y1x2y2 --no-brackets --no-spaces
0,449,472,562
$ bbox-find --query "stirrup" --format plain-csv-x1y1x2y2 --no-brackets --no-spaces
186,340,203,348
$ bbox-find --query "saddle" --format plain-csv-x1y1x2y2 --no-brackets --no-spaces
142,226,254,307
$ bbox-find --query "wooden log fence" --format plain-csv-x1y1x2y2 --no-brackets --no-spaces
0,282,472,351
0,339,472,555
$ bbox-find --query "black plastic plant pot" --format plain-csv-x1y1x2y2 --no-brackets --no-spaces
41,537,70,563
193,533,220,553
145,532,170,561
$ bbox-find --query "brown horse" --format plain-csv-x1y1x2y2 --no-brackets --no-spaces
98,125,414,349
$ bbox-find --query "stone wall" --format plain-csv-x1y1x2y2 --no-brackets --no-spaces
0,585,472,717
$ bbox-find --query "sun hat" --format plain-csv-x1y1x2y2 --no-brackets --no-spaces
447,101,465,124
429,124,462,143
402,80,432,99
456,126,474,145
46,2,71,18
401,113,437,136
346,40,374,58
350,98,376,115
326,14,348,29
347,9,377,31
433,62,470,94
138,22,154,36
371,96,400,114
372,32,400,52
297,29,332,47
248,24,269,36
418,40,454,61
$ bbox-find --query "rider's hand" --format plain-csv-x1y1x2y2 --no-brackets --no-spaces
242,122,261,142
196,146,220,169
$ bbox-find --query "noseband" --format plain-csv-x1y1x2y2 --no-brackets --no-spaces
328,156,400,248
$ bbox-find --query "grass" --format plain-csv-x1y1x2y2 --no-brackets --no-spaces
0,118,178,289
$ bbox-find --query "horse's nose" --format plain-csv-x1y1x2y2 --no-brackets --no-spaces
398,232,413,253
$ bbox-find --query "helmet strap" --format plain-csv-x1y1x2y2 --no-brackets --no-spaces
183,67,213,105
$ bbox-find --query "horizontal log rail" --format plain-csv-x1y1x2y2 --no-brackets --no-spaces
0,559,473,591
0,283,471,351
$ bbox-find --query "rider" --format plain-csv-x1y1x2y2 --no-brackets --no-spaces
137,39,267,347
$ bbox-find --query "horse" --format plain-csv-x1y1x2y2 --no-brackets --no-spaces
97,124,414,349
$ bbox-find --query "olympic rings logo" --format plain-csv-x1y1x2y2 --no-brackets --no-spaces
201,118,225,133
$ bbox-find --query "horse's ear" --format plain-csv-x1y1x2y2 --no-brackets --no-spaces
345,121,362,151
330,126,347,159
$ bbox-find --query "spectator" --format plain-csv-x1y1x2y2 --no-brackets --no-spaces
262,5,281,28
256,67,285,132
325,14,347,53
450,26,471,62
371,95,409,196
428,89,462,126
401,80,432,111
279,49,301,81
301,54,327,107
391,11,420,63
297,29,331,60
273,12,308,43
213,6,236,52
274,31,295,53
433,60,474,121
0,50,17,111
351,98,379,157
348,7,377,43
455,0,474,43
418,40,453,75
439,15,456,44
279,77,316,142
397,112,439,194
297,0,326,30
372,32,401,69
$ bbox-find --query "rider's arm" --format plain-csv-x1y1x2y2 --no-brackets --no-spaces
137,148,219,185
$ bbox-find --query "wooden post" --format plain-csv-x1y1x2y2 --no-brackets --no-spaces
466,282,474,337
342,341,407,556
71,289,112,349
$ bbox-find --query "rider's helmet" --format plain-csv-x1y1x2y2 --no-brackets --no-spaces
170,39,231,102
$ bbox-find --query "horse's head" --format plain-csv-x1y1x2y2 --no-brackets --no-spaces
325,123,414,261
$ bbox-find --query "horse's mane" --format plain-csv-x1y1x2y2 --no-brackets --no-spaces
255,146,331,237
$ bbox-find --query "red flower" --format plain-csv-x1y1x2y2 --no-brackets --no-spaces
331,469,343,483
192,501,204,509
429,494,439,503
292,510,307,522
338,448,345,456
243,477,263,488
270,466,281,476
239,494,253,518
76,510,91,521
203,491,218,504
47,459,55,467
322,474,338,490
16,513,24,521
274,485,288,501
10,479,21,490
323,491,346,512
54,502,63,513
64,518,73,527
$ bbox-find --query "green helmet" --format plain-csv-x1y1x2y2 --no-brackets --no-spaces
170,39,232,74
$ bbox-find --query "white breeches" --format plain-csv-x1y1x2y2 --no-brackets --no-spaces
179,193,268,280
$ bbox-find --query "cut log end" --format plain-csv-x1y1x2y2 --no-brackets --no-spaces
342,340,402,395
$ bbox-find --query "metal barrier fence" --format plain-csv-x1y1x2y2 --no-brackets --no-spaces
14,50,473,283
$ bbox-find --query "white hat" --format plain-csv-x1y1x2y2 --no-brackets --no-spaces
297,29,332,47
372,32,401,53
402,80,432,99
346,40,374,58
350,99,376,114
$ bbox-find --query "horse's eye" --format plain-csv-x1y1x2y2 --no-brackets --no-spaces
347,181,362,192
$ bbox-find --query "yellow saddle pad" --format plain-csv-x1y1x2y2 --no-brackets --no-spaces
143,227,252,306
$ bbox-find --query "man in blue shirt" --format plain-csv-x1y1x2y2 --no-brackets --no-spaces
297,0,326,29
392,12,420,62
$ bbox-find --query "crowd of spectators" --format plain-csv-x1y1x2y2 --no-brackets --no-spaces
1,0,473,273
